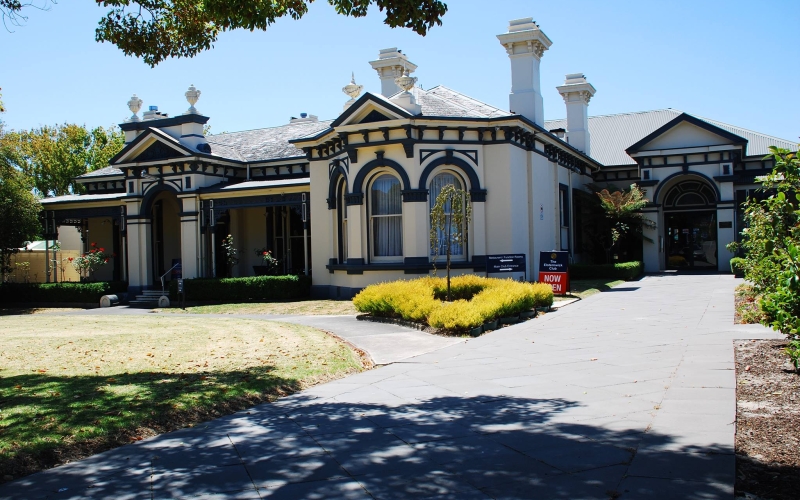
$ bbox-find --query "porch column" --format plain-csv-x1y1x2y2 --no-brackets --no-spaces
180,195,200,279
125,199,152,293
642,207,660,272
716,205,736,272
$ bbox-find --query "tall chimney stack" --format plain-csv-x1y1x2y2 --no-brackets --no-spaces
497,18,552,125
556,73,596,155
369,48,418,97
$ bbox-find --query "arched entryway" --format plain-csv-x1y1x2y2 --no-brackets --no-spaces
148,190,182,283
661,178,718,269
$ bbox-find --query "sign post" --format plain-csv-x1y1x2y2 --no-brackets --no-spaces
487,254,527,282
538,251,569,295
177,278,185,310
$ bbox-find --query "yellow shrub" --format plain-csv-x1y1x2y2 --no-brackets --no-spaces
353,275,554,332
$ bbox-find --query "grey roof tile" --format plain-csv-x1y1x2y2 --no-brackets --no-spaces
205,120,334,162
77,166,124,179
394,86,511,119
544,109,797,167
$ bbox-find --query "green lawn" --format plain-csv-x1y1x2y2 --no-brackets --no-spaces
157,299,358,316
0,314,364,480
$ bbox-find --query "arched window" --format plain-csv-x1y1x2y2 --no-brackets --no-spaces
337,178,348,263
429,172,466,259
370,174,402,259
663,180,717,209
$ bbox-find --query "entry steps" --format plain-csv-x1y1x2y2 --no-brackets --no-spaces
129,289,168,309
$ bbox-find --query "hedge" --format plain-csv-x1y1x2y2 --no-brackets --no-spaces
0,281,128,304
569,261,643,281
353,276,553,331
169,275,311,302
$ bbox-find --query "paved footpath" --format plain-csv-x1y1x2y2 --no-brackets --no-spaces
0,275,781,499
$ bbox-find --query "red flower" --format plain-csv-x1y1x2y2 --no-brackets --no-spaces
104,258,109,263
91,242,97,247
99,247,105,252
68,257,73,262
81,254,86,258
263,251,267,256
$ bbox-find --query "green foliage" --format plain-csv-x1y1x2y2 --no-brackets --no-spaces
70,242,113,280
730,256,746,275
569,261,643,281
0,164,41,278
0,124,124,197
58,0,452,66
353,276,553,331
0,281,127,303
785,339,800,373
592,184,655,263
429,184,472,300
729,146,800,338
169,275,311,302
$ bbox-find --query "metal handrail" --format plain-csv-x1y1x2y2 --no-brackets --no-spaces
160,263,180,295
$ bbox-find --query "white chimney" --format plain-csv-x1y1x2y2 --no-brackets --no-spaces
497,18,552,125
369,48,418,97
556,73,596,155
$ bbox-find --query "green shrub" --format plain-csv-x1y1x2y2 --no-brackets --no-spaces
169,275,311,302
353,276,553,331
0,281,127,303
569,261,643,280
730,257,746,275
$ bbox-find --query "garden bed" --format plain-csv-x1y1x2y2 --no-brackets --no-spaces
735,339,800,500
353,276,553,335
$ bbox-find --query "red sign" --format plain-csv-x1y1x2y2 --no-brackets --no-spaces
539,272,569,295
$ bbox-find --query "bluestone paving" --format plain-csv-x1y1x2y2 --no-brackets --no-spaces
1,274,783,499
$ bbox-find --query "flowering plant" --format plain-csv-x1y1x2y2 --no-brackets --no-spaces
71,242,113,280
260,249,282,275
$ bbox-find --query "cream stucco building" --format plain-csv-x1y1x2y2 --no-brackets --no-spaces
37,18,797,299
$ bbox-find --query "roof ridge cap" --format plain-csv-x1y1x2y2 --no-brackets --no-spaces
207,119,334,138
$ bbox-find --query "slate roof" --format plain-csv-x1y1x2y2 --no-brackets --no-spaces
400,86,511,119
77,166,123,179
205,120,334,163
544,109,798,167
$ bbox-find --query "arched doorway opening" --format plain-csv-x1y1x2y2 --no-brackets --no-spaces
661,179,718,269
149,190,182,283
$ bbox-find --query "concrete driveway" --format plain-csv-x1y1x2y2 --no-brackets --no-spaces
0,274,780,499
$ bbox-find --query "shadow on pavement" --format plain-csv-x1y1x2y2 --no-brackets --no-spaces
0,394,744,499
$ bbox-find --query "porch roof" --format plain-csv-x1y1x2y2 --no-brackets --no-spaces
40,193,127,205
199,178,310,194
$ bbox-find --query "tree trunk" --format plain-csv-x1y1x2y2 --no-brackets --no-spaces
446,209,452,301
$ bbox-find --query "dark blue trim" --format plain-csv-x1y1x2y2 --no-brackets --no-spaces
327,166,348,210
180,134,205,139
329,92,413,128
119,114,209,132
653,171,721,205
351,157,411,198
418,155,485,202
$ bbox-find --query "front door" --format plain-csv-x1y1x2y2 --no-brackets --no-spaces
665,211,717,269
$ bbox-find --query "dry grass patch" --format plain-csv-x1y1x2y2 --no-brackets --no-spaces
0,314,364,481
0,307,84,316
157,300,358,316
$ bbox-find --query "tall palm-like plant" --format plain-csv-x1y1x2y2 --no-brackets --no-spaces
595,184,655,263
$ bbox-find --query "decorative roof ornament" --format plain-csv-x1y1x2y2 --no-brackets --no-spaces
127,94,143,122
184,84,201,115
394,67,417,94
342,72,363,100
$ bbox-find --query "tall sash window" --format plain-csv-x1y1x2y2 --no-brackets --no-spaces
370,174,402,258
430,172,465,258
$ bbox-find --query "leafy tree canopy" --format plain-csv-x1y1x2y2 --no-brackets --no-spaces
1,0,448,66
0,163,42,278
0,124,124,197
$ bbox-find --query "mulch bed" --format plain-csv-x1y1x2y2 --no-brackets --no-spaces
735,339,800,500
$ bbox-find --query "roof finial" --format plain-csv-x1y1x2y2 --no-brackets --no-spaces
342,72,363,110
185,84,201,115
127,94,143,122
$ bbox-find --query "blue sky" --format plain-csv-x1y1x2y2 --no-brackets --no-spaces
1,0,798,144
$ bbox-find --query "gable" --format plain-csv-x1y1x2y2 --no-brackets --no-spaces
638,121,734,150
330,92,412,128
626,113,747,155
111,130,194,165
